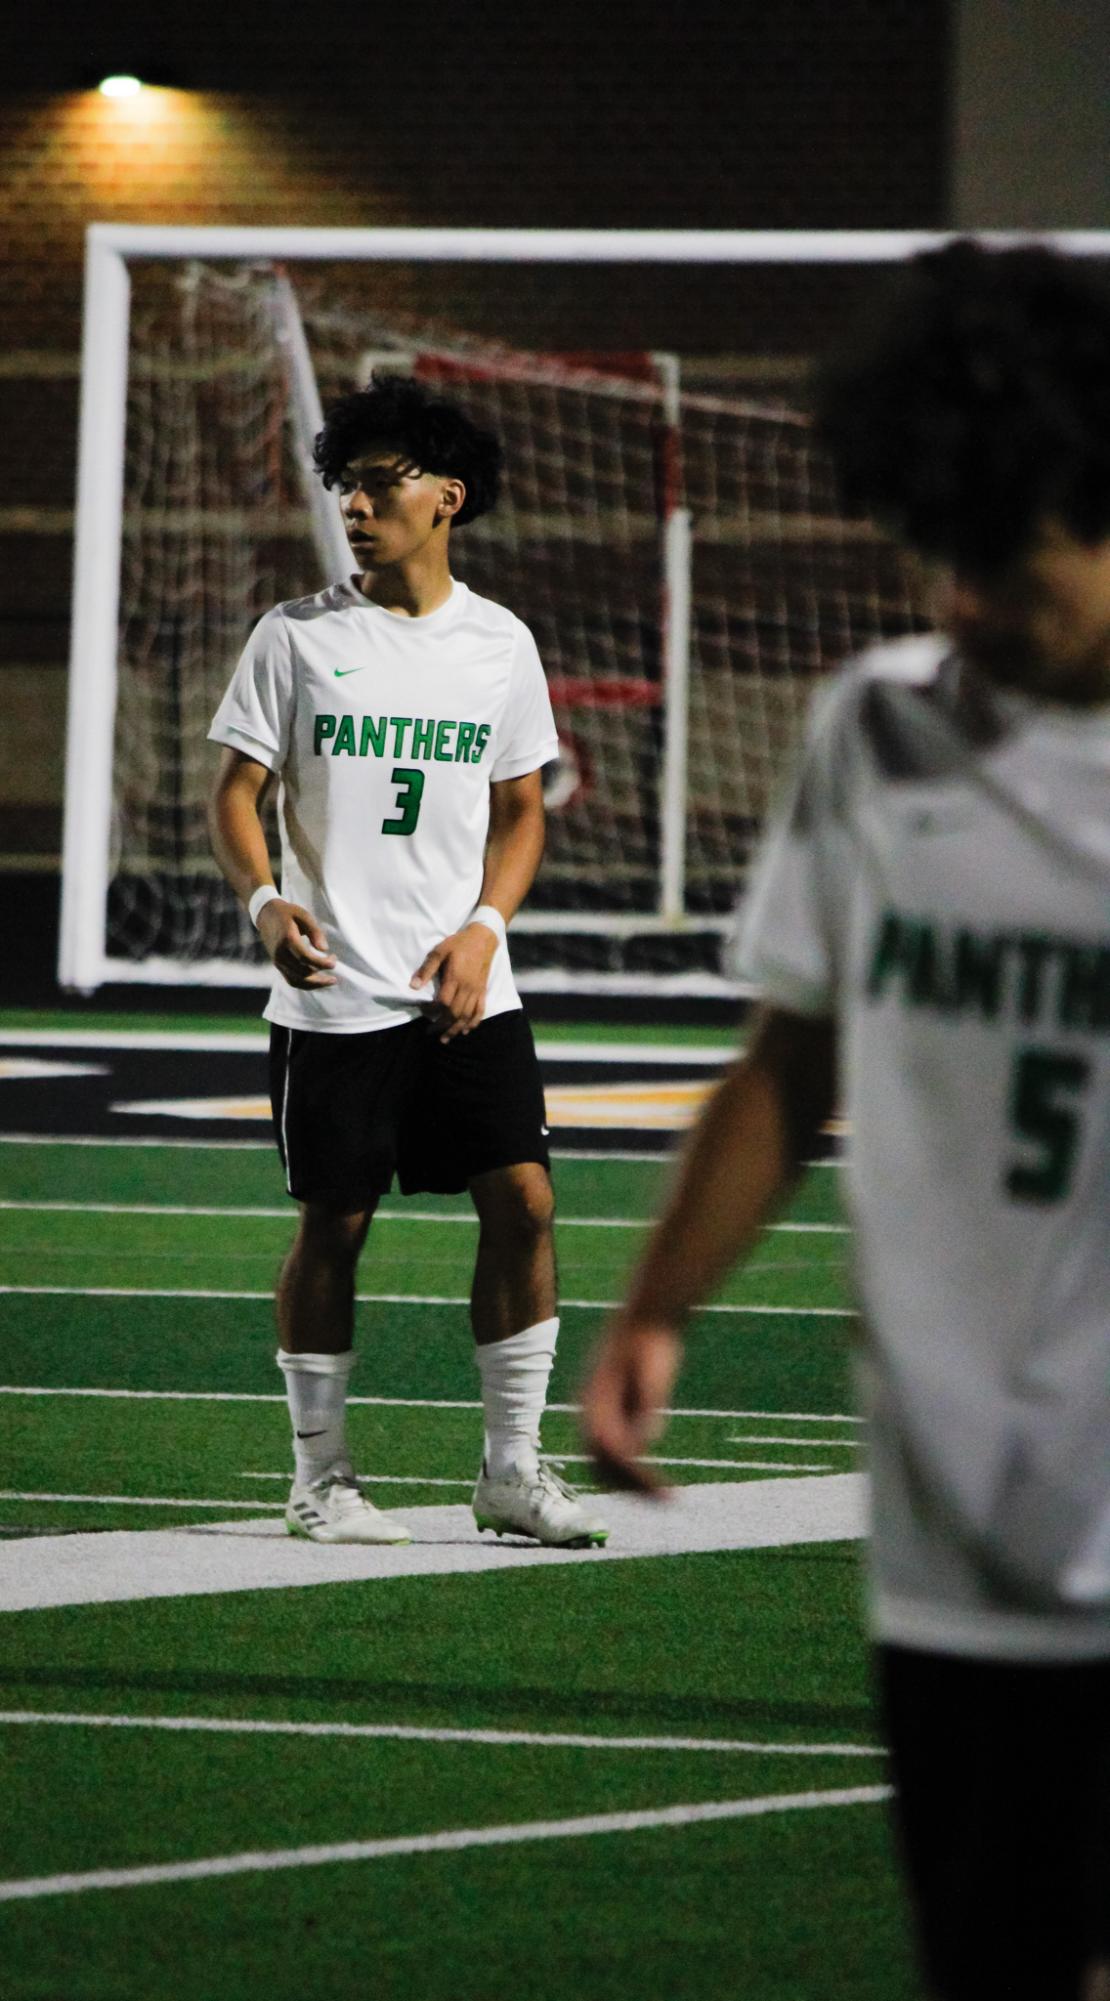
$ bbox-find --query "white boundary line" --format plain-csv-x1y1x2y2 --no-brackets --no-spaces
0,1784,892,1904
0,1199,846,1235
0,1027,739,1066
0,1491,285,1511
238,1473,474,1488
1,1449,846,1504
0,1386,864,1421
240,1450,839,1475
0,1285,852,1316
0,1708,885,1758
0,1132,274,1151
0,1134,844,1167
728,1434,861,1450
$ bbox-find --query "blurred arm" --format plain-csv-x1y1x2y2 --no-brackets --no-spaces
580,1005,837,1490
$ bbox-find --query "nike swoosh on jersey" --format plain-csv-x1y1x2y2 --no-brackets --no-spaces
334,666,368,678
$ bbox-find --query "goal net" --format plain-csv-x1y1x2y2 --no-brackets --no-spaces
62,233,931,995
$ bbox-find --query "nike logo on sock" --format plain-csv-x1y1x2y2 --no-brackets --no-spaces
295,1429,328,1439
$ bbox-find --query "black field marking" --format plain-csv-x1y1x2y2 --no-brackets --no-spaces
0,1038,720,1148
0,1038,841,1157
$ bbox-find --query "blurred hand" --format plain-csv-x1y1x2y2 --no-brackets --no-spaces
579,1319,684,1495
410,922,498,1042
257,899,338,989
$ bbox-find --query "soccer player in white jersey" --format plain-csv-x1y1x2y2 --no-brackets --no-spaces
208,372,606,1552
581,242,1110,2001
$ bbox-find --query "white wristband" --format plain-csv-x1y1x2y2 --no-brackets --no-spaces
248,884,281,929
469,903,507,947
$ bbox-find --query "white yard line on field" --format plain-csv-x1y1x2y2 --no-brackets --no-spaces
237,1452,835,1477
0,1201,847,1234
0,1132,274,1151
0,1135,845,1166
0,1477,867,1612
728,1434,862,1449
0,1027,737,1065
237,1473,475,1487
0,1285,853,1316
0,1386,864,1422
0,1491,286,1510
0,1786,892,1905
0,1451,834,1506
0,1708,886,1758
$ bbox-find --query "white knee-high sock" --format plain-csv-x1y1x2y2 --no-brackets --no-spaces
475,1318,559,1480
277,1348,356,1485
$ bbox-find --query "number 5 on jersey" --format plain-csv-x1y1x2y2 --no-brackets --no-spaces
1005,1046,1091,1204
381,766,425,837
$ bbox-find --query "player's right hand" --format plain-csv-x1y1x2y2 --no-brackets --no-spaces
257,900,338,988
579,1319,683,1495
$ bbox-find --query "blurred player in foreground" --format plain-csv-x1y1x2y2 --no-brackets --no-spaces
209,372,606,1551
581,241,1110,2000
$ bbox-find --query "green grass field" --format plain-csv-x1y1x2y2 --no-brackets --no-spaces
0,1016,919,2001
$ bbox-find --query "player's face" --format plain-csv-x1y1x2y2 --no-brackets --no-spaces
923,520,1110,705
338,451,463,568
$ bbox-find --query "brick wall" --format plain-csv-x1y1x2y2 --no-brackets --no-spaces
0,0,950,862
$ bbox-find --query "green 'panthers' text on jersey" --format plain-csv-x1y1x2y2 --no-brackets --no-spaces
208,579,558,1033
734,635,1110,1662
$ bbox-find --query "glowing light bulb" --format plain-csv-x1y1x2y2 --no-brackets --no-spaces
98,75,143,99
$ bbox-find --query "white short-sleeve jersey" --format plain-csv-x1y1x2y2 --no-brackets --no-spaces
735,634,1110,1661
209,579,558,1033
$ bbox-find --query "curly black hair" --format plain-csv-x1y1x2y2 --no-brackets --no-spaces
813,239,1110,571
312,371,503,526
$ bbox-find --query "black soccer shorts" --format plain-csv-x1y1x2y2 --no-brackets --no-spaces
876,1643,1110,2001
269,1007,551,1207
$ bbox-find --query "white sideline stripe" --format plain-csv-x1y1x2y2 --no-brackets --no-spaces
0,1492,285,1511
240,1473,474,1488
0,1285,852,1317
0,1784,891,1904
729,1434,862,1449
0,1132,274,1151
0,1059,108,1081
0,1031,274,1053
0,1135,844,1167
0,1027,738,1065
0,1708,886,1758
0,1135,842,1173
0,1201,846,1235
543,1452,838,1471
239,1452,833,1476
0,1476,867,1611
0,1387,864,1422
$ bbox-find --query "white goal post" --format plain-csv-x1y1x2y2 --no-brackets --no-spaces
59,225,1110,997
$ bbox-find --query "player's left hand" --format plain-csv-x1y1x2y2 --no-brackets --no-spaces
579,1319,684,1495
410,922,498,1042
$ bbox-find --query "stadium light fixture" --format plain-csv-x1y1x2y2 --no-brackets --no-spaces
98,76,145,98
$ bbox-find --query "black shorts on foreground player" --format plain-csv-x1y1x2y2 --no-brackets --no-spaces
209,372,606,1552
581,242,1110,2001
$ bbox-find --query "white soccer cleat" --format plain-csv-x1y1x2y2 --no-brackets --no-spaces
285,1472,412,1545
473,1460,609,1549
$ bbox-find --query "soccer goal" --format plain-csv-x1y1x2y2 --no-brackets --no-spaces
58,226,1110,997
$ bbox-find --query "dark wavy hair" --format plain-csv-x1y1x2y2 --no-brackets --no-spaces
312,371,503,526
813,239,1110,570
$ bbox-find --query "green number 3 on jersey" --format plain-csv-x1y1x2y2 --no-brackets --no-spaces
381,767,425,837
